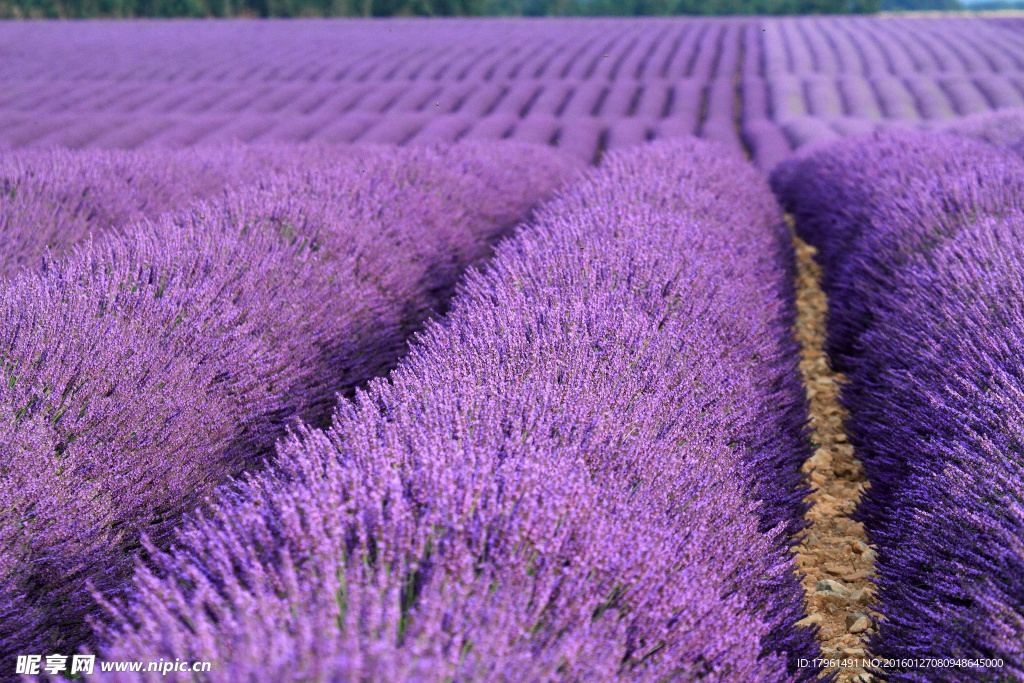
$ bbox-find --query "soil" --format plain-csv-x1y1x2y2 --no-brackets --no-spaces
791,235,880,683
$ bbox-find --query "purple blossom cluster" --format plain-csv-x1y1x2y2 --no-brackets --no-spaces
90,138,817,682
0,141,577,671
772,131,1024,680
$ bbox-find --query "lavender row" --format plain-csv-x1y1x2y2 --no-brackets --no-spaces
758,18,1024,77
0,145,359,281
0,19,743,86
761,74,1024,123
0,79,718,120
2,74,1021,127
5,88,1020,173
6,98,1015,175
935,107,1024,160
772,131,1024,680
0,141,576,669
772,130,1024,366
0,112,718,166
90,138,816,682
0,105,1003,173
1,18,1021,88
0,18,1021,172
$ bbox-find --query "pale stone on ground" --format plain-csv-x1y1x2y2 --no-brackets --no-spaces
791,235,880,682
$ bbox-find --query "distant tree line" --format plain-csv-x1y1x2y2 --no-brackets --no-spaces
0,0,891,19
0,0,984,20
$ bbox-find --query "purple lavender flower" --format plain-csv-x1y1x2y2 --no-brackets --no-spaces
0,145,341,280
0,141,577,670
91,138,817,682
773,130,1024,681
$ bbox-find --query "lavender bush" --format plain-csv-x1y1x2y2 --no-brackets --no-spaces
0,141,577,669
837,76,882,120
771,130,1024,369
846,217,1024,681
871,77,920,120
742,119,793,173
803,76,845,119
938,76,990,117
92,138,817,682
772,131,1024,680
903,77,956,120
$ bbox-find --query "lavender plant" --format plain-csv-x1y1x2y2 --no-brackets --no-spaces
91,138,817,682
0,145,344,280
837,76,883,120
771,130,1024,370
937,106,1024,158
846,217,1024,681
0,141,577,669
772,131,1024,680
971,75,1024,110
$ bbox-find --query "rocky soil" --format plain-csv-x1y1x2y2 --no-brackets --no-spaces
791,235,879,683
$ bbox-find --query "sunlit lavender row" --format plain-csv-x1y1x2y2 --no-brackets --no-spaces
85,138,819,682
773,121,1024,681
1,17,1022,168
0,141,577,673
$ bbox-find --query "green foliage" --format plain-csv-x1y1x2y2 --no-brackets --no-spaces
879,0,958,10
0,0,886,18
480,0,881,13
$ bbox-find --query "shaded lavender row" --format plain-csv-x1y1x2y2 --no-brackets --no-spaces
0,141,576,669
0,145,354,280
91,139,816,682
772,130,1024,368
772,131,1024,680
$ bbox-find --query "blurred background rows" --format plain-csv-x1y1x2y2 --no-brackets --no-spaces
1,16,1022,169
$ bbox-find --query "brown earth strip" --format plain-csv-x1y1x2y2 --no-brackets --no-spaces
791,233,879,683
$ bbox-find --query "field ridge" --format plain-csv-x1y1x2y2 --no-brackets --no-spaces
792,234,880,683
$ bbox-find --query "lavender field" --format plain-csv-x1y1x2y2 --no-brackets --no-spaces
1,14,1024,683
1,17,1024,168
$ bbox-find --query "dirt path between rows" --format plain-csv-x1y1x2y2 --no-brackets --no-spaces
791,234,880,683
